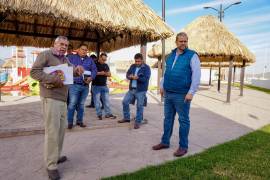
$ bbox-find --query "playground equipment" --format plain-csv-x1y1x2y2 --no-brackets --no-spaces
0,72,8,101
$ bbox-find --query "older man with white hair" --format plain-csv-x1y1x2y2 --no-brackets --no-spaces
30,36,84,180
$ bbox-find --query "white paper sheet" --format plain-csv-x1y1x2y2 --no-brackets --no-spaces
43,64,74,85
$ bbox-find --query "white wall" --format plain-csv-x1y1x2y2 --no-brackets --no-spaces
251,79,270,89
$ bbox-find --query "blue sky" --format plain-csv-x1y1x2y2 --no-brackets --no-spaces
1,0,269,73
143,0,270,73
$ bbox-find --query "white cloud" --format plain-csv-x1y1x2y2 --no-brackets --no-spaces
239,32,270,42
166,0,242,15
227,13,270,29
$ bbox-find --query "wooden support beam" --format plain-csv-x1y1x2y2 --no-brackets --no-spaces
96,30,101,57
98,32,120,44
157,57,162,92
96,42,100,57
140,36,147,63
232,65,236,85
226,57,234,103
240,60,246,96
161,39,165,76
217,61,221,92
0,28,98,42
209,66,212,86
0,12,8,23
3,19,96,33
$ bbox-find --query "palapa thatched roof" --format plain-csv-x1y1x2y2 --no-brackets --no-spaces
148,15,255,64
0,0,173,52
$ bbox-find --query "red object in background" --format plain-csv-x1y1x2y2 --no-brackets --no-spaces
18,67,31,78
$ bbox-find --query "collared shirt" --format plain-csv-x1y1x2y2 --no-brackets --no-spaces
68,54,97,85
131,67,141,88
160,53,201,95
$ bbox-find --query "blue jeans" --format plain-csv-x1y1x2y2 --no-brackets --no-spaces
92,86,112,116
161,91,191,149
67,84,89,124
122,89,146,123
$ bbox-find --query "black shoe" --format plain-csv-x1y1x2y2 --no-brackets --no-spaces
76,122,86,127
86,104,95,108
47,169,60,180
105,114,117,119
118,119,130,123
134,123,140,129
67,124,73,129
98,115,102,120
57,156,67,164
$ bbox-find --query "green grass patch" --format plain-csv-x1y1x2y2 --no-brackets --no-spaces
234,83,270,94
103,125,270,180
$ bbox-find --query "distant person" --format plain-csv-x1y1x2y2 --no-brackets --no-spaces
118,53,151,129
30,36,84,180
86,54,104,109
92,53,116,120
152,32,201,157
67,44,97,129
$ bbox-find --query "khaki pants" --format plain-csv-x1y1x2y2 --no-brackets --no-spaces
42,98,66,170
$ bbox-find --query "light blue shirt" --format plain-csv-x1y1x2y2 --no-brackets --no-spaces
131,67,141,88
160,54,201,95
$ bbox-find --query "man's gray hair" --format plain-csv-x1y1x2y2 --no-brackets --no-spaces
55,36,69,43
176,32,188,41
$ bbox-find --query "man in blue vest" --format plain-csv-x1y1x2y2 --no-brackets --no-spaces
118,53,151,129
152,32,201,157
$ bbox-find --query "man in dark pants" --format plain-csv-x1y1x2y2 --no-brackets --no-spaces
86,54,104,109
118,53,151,129
152,32,201,157
92,53,116,120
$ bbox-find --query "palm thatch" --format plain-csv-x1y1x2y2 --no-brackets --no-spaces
148,15,255,63
0,0,173,52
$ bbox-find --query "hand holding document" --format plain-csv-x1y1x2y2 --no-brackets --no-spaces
43,64,74,85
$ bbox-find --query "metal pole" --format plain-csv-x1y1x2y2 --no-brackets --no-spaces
240,60,246,96
226,57,233,103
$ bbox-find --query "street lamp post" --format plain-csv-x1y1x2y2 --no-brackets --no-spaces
204,1,241,92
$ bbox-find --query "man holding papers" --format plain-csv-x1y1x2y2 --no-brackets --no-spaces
30,36,84,180
67,44,97,129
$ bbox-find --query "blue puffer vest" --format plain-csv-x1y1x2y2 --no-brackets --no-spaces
163,48,195,94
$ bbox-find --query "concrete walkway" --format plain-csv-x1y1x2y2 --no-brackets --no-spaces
0,85,270,180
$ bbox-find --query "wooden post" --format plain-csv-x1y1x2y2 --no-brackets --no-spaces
217,61,221,92
161,39,165,76
157,57,162,93
232,65,236,85
240,60,246,96
140,36,147,63
96,42,100,57
226,57,234,103
209,66,212,86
